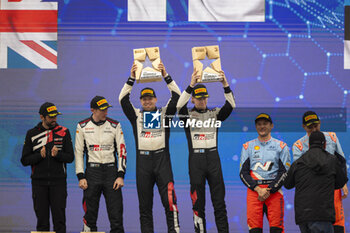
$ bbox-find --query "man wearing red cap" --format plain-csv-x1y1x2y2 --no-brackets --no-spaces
119,63,181,233
75,96,127,233
21,102,74,233
292,111,348,233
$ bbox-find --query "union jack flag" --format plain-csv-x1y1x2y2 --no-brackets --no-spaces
0,0,57,69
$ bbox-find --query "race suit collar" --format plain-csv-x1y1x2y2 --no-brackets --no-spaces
192,107,208,113
36,122,57,131
90,115,106,126
258,136,272,145
141,107,158,112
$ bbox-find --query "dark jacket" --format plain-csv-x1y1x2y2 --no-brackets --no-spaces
21,122,74,185
284,145,348,225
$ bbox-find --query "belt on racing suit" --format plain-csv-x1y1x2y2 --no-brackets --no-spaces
139,148,165,155
192,147,217,154
87,162,115,168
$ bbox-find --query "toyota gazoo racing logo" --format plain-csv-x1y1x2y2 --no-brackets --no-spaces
89,145,112,151
141,131,153,138
140,131,162,138
193,133,215,140
89,145,100,151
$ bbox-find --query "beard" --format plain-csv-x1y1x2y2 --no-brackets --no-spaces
49,121,56,127
46,120,56,128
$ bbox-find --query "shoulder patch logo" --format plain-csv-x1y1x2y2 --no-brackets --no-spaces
280,141,286,149
79,118,91,128
294,140,303,151
328,132,337,143
243,142,249,150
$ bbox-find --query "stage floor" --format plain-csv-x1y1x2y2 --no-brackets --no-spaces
0,180,349,233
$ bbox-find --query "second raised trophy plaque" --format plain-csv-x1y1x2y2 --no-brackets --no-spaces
192,45,223,83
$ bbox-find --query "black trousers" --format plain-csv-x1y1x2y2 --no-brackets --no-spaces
32,184,67,233
83,165,124,233
189,149,229,233
136,149,179,233
299,222,334,233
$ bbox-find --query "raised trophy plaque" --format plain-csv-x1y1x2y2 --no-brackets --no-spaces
192,45,223,83
133,47,163,83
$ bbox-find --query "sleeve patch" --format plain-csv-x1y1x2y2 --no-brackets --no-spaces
294,140,303,151
328,132,337,143
243,142,249,150
280,141,286,149
120,143,126,159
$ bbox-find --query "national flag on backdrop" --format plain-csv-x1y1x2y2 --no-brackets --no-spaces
127,0,265,22
188,0,265,22
128,0,166,21
345,0,350,69
0,0,58,69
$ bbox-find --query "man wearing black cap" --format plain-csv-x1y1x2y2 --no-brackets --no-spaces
119,63,181,233
75,96,127,232
21,102,74,233
240,113,290,233
176,70,235,233
292,111,348,233
285,131,348,233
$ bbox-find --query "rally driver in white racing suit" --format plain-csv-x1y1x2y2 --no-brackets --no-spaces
119,62,181,233
75,96,127,233
177,69,235,233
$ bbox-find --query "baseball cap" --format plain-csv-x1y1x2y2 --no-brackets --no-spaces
303,111,320,126
90,96,112,110
255,113,273,124
140,87,156,99
192,84,209,99
39,102,61,117
309,131,325,146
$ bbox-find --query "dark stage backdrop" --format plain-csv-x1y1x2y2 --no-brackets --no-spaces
0,0,350,232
